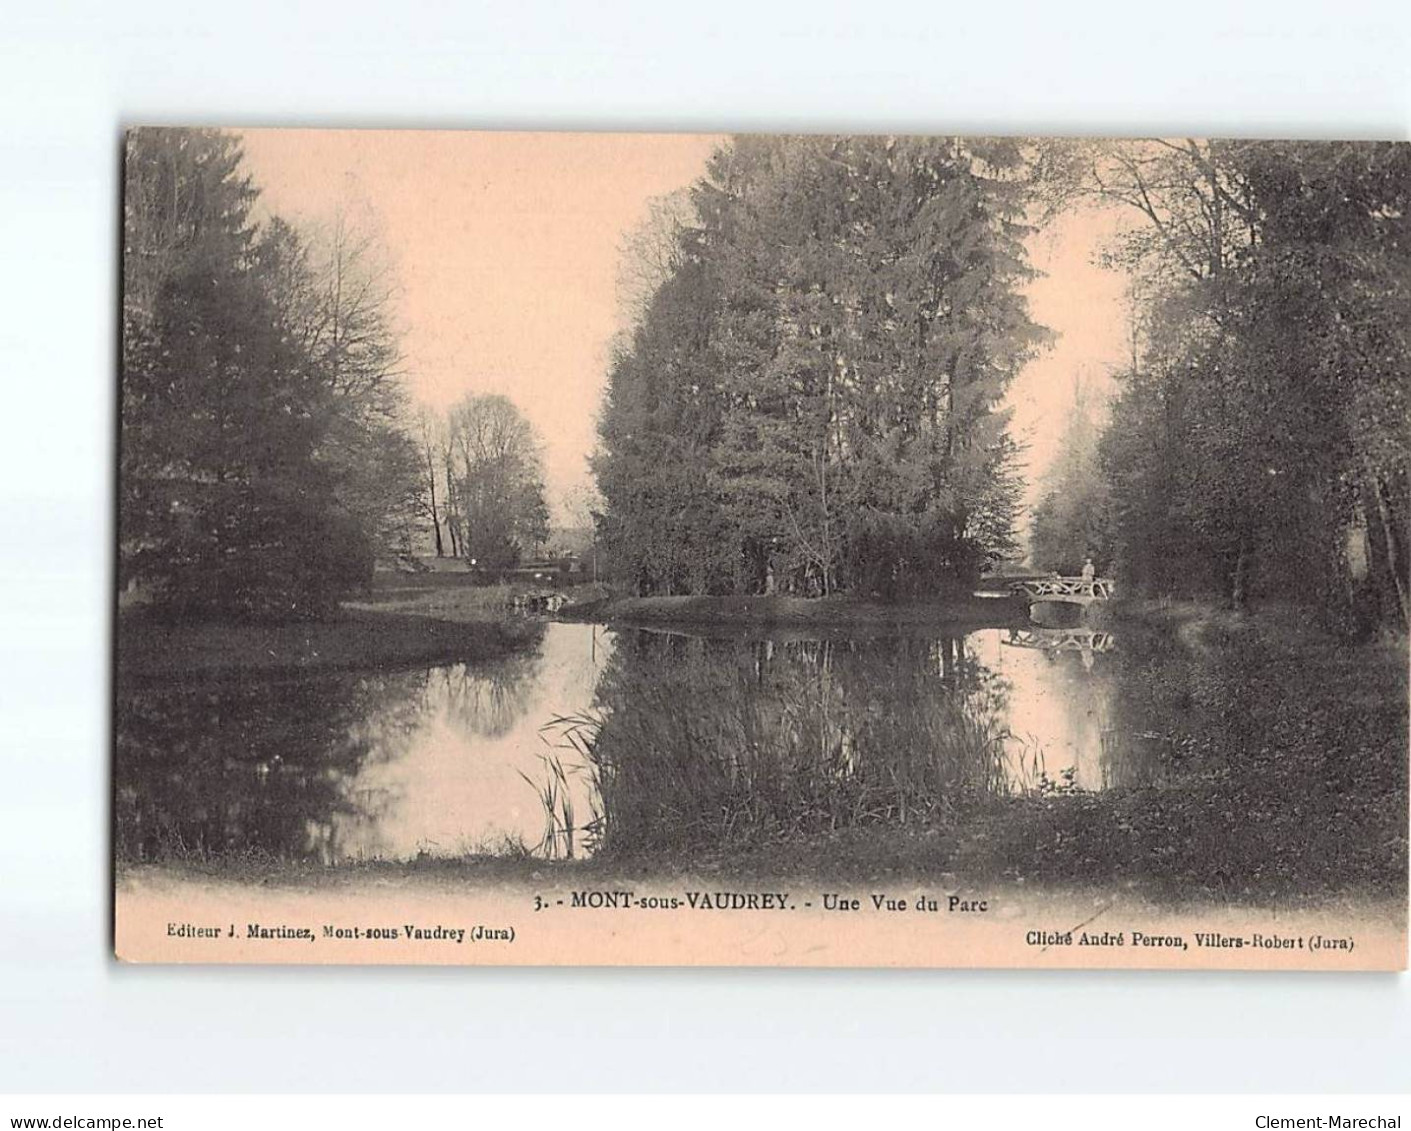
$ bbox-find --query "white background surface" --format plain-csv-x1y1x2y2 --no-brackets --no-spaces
1,0,1408,1094
2,1095,1408,1128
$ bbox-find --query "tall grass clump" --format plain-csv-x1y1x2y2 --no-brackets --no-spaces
517,748,604,860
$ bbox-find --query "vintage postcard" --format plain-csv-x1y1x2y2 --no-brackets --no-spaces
114,129,1409,968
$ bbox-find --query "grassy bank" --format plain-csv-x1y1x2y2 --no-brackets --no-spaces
114,826,962,892
117,606,542,681
573,591,1028,630
347,580,1026,631
355,579,612,622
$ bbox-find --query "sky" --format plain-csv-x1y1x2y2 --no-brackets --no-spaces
1008,203,1132,516
238,129,1132,533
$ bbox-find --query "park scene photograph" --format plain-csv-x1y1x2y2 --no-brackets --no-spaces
114,129,1408,967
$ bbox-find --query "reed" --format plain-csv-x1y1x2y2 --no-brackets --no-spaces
517,752,581,859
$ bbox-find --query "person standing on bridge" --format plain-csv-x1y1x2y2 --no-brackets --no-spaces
1081,556,1096,582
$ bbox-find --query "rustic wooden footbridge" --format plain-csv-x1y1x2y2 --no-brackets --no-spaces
1008,575,1115,608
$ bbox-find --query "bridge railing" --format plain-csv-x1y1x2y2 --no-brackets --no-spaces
1009,576,1115,600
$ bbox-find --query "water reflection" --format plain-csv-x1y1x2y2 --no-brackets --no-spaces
116,625,603,864
116,621,1137,865
1004,627,1116,663
579,627,1124,854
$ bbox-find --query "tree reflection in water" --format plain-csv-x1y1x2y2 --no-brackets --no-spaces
115,646,545,865
118,622,1143,869
119,619,1401,898
116,672,398,863
567,629,1023,857
325,651,545,861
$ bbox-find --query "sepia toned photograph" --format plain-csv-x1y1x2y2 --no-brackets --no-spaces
114,128,1409,968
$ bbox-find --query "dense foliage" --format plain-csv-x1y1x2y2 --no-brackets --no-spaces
1030,141,1409,633
595,136,1046,599
122,129,421,619
436,393,551,570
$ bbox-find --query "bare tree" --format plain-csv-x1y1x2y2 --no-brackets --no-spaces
262,202,422,562
614,187,694,328
413,405,446,557
444,394,550,569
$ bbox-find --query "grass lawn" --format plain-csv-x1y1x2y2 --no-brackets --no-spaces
117,606,542,681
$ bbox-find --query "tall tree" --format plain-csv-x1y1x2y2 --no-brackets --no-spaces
596,135,1046,598
121,128,369,619
595,252,731,594
262,210,422,562
444,393,550,569
1059,139,1410,630
413,406,447,557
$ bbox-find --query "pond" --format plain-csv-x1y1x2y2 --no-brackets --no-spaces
114,619,1191,865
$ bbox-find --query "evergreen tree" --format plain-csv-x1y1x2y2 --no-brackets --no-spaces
595,135,1046,598
594,252,732,594
122,129,371,620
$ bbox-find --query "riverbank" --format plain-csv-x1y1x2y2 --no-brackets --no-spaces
117,607,542,681
350,580,1031,631
566,591,1029,630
